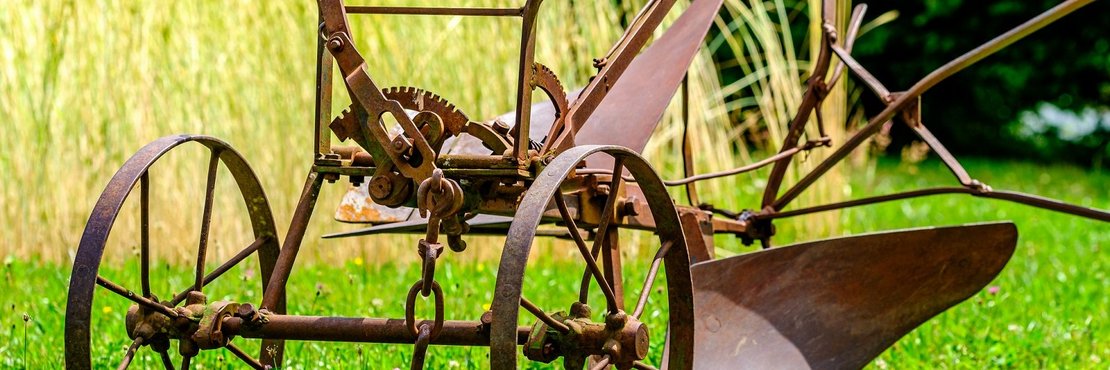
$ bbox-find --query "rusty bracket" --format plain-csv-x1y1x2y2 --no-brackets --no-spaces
318,0,437,182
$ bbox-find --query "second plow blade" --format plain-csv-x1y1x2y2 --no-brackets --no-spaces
690,222,1017,369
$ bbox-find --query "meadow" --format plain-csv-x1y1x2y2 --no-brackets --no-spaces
2,158,1107,368
3,0,1106,368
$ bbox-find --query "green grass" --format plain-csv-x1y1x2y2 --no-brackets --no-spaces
2,157,1106,368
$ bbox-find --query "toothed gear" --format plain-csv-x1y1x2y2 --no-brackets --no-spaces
532,63,569,120
382,86,470,137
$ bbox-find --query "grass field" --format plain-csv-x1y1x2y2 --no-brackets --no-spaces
2,157,1106,368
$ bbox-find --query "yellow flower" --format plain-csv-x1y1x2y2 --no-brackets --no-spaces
353,257,364,267
102,306,113,314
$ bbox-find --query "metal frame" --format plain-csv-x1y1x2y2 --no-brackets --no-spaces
65,0,1110,369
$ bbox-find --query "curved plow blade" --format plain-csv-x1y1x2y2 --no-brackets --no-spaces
690,222,1017,369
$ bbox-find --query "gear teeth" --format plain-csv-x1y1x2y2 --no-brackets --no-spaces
531,62,569,119
381,85,471,135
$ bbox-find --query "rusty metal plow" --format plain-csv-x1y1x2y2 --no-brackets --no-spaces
65,0,1107,369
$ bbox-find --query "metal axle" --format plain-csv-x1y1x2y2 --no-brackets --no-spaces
223,315,530,347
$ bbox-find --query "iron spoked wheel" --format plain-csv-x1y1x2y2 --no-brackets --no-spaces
490,145,694,369
65,135,285,369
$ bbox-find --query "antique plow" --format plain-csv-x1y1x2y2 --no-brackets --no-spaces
66,0,1106,368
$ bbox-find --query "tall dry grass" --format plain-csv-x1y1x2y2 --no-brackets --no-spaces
1,0,852,265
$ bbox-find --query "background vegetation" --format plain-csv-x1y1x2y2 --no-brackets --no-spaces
1,0,1106,368
852,0,1110,166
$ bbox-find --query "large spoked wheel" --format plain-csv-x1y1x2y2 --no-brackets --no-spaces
490,145,694,369
65,135,285,369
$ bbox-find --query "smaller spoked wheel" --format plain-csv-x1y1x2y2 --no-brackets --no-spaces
490,146,694,370
65,135,285,370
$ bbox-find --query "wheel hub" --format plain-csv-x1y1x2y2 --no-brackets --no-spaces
524,304,650,368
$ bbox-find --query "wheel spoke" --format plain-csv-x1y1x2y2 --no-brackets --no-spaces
140,172,151,298
519,296,570,333
116,337,144,370
601,228,625,310
194,149,221,293
580,158,625,313
555,196,619,312
156,349,175,370
225,343,265,370
96,275,179,319
632,360,659,370
180,355,192,370
170,237,267,306
633,241,673,319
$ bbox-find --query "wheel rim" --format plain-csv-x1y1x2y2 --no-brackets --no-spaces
489,145,694,369
65,134,284,369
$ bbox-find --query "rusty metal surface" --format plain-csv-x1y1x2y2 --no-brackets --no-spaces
68,0,1110,368
335,182,415,223
573,0,724,169
66,135,283,369
490,145,693,369
690,223,1017,369
226,315,530,346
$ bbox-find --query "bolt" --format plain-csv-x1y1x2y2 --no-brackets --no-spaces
369,176,394,199
391,137,411,154
619,196,641,217
326,36,344,51
236,303,257,320
570,302,592,319
493,120,510,135
602,338,621,359
605,311,627,331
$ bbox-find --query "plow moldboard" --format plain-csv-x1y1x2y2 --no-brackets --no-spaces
690,222,1017,369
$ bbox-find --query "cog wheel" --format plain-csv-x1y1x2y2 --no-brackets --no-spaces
532,63,569,120
382,86,471,137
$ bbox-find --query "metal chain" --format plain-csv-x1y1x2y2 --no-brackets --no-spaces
406,168,463,369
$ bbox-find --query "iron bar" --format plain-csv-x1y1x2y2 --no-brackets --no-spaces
224,315,530,346
763,187,975,219
827,4,868,88
681,76,698,205
633,241,672,319
116,337,143,370
180,356,191,370
170,237,268,306
830,45,977,187
580,158,625,313
758,1,839,209
602,227,625,309
225,343,264,370
520,296,571,333
576,145,803,186
156,349,175,370
510,0,543,162
828,45,889,100
195,149,221,293
771,0,1095,211
554,195,618,312
261,173,324,310
760,187,1110,223
96,275,179,319
346,6,522,17
140,172,151,298
633,360,659,370
313,14,334,159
